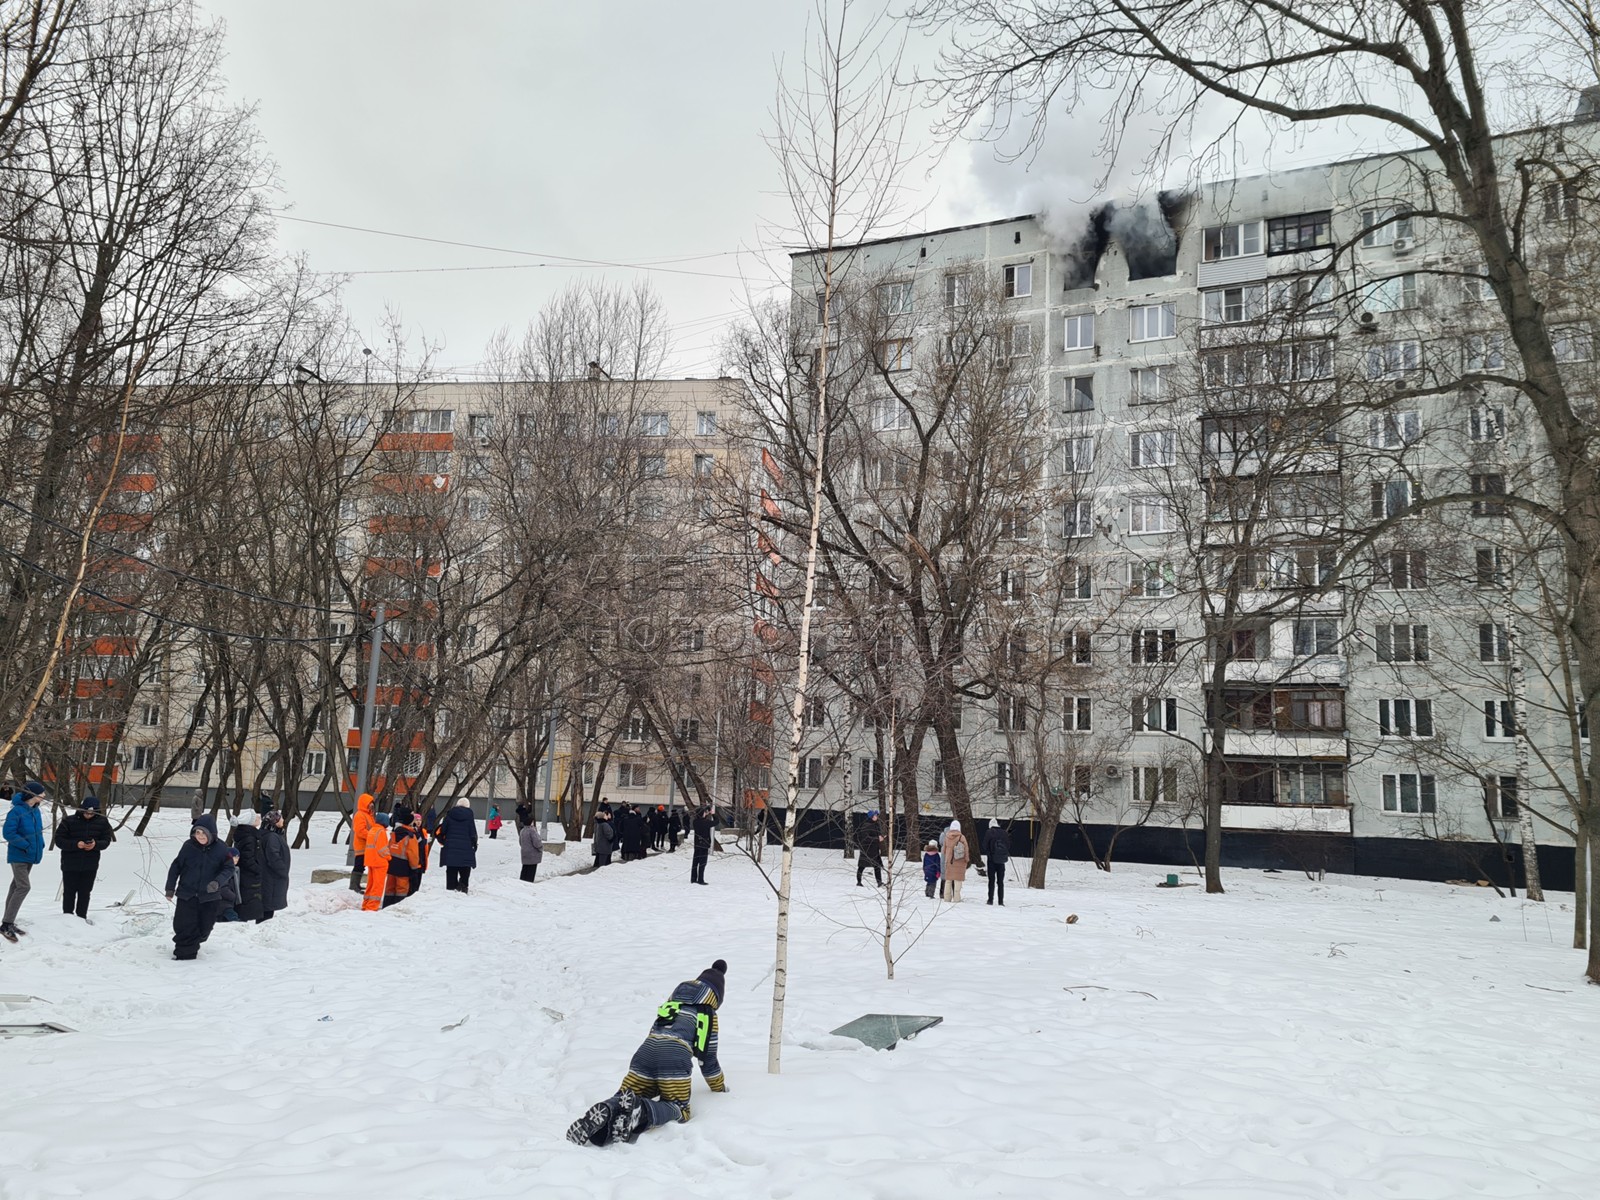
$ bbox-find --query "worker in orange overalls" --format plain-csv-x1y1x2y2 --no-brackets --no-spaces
349,793,376,892
361,812,391,912
384,807,422,907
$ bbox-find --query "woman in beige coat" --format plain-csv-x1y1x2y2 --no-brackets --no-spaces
940,821,972,902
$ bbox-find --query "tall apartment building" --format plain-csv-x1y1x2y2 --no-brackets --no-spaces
783,143,1590,886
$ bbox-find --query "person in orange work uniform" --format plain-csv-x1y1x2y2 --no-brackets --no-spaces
384,808,421,907
361,812,391,912
349,793,376,892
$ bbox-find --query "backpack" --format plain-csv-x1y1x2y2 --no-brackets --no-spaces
952,837,966,861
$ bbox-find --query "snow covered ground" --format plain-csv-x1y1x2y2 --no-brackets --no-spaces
2,812,1598,1200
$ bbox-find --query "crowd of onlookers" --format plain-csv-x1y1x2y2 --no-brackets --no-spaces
590,800,717,884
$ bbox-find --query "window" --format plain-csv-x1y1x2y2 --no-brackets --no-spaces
1483,699,1516,739
180,749,201,774
338,496,359,521
1203,221,1263,261
1130,303,1177,342
802,696,826,727
1367,411,1421,450
1279,763,1347,806
1130,430,1176,468
341,413,371,440
1475,547,1507,588
996,762,1020,797
1132,560,1177,598
624,715,648,742
815,290,841,325
1361,206,1415,248
880,338,914,372
696,410,719,436
999,324,1032,359
1471,473,1507,517
1129,364,1172,405
131,745,157,771
407,409,454,433
1365,340,1422,379
1062,696,1092,732
638,453,666,479
800,757,824,789
466,495,490,522
1464,334,1506,371
1469,404,1505,443
943,273,969,308
1133,766,1179,808
467,414,493,442
1001,384,1032,416
1063,312,1095,351
1270,274,1335,316
677,719,701,744
618,763,648,788
859,757,884,792
1003,262,1032,298
1064,499,1094,538
1379,698,1434,738
1376,623,1430,663
1203,285,1266,324
998,566,1027,603
1064,376,1094,412
693,453,715,478
1461,264,1495,304
1485,774,1520,819
1215,626,1264,661
1065,560,1093,600
88,740,113,765
639,412,670,437
871,395,911,431
304,750,327,777
1284,689,1344,731
1479,622,1510,663
1132,696,1179,732
1266,211,1332,254
1063,630,1092,665
882,281,914,316
1542,180,1579,225
1063,436,1095,474
1131,628,1178,664
1382,772,1437,814
998,694,1028,732
1364,274,1418,313
140,704,161,727
1370,479,1420,519
1129,495,1171,535
1377,550,1428,590
1293,618,1338,657
998,509,1029,539
1553,324,1593,363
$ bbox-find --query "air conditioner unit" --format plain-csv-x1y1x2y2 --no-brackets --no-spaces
1358,310,1378,329
1391,236,1414,255
1104,764,1123,779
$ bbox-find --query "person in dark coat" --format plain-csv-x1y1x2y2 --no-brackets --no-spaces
666,808,682,852
515,801,533,831
53,794,113,919
855,811,884,887
423,805,441,838
436,798,479,892
983,821,1009,906
164,814,233,959
690,806,715,885
622,804,648,861
648,806,665,851
592,810,615,867
218,849,244,921
230,810,265,922
259,810,291,920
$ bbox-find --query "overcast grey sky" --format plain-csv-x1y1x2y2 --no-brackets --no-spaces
198,1,1004,379
200,2,1388,380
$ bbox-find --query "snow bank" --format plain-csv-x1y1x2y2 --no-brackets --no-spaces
1,814,1596,1199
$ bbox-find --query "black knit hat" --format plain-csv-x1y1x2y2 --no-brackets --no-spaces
697,960,727,1007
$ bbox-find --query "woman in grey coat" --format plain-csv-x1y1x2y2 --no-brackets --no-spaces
519,821,544,883
259,810,291,920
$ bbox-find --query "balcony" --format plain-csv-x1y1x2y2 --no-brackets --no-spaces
1222,656,1346,685
1221,804,1350,833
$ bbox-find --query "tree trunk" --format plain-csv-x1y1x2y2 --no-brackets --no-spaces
1588,832,1600,984
1508,624,1544,900
1575,827,1588,952
1203,746,1225,894
1028,789,1068,888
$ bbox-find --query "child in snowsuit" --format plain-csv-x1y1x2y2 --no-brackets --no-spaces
922,841,942,898
487,805,502,839
362,813,392,912
567,960,729,1147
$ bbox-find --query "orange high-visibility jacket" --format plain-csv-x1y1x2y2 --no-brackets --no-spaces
363,822,391,869
352,794,376,856
385,830,422,897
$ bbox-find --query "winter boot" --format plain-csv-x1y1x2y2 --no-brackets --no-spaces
567,1099,617,1147
0,924,16,943
608,1091,652,1144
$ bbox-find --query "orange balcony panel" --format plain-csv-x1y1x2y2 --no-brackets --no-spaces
742,788,769,810
376,432,454,454
749,701,772,725
89,636,137,656
95,513,151,533
346,728,362,749
70,722,121,741
118,475,157,492
749,746,773,767
72,679,118,699
84,765,119,785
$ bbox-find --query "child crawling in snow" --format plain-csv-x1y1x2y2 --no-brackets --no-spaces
567,960,729,1146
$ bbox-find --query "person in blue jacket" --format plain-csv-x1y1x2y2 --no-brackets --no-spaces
435,798,479,893
922,840,942,899
2,780,47,942
164,814,234,960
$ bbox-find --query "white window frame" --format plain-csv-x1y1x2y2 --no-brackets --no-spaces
882,281,914,316
1064,498,1094,538
1131,560,1178,599
1130,430,1177,469
1063,312,1095,351
943,273,969,309
1130,303,1177,342
1367,411,1421,449
1132,765,1179,807
1360,206,1415,248
1483,699,1516,739
1203,221,1263,261
696,410,719,436
1378,698,1435,739
1375,622,1430,663
1132,696,1179,733
639,412,671,437
1203,284,1265,325
1129,364,1172,405
1129,495,1171,535
1469,404,1506,442
1062,695,1093,732
1382,772,1437,814
1003,262,1032,299
1063,436,1095,474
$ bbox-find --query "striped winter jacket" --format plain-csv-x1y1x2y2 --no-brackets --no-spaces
653,977,726,1091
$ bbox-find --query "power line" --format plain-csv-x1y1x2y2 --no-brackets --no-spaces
276,214,751,281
